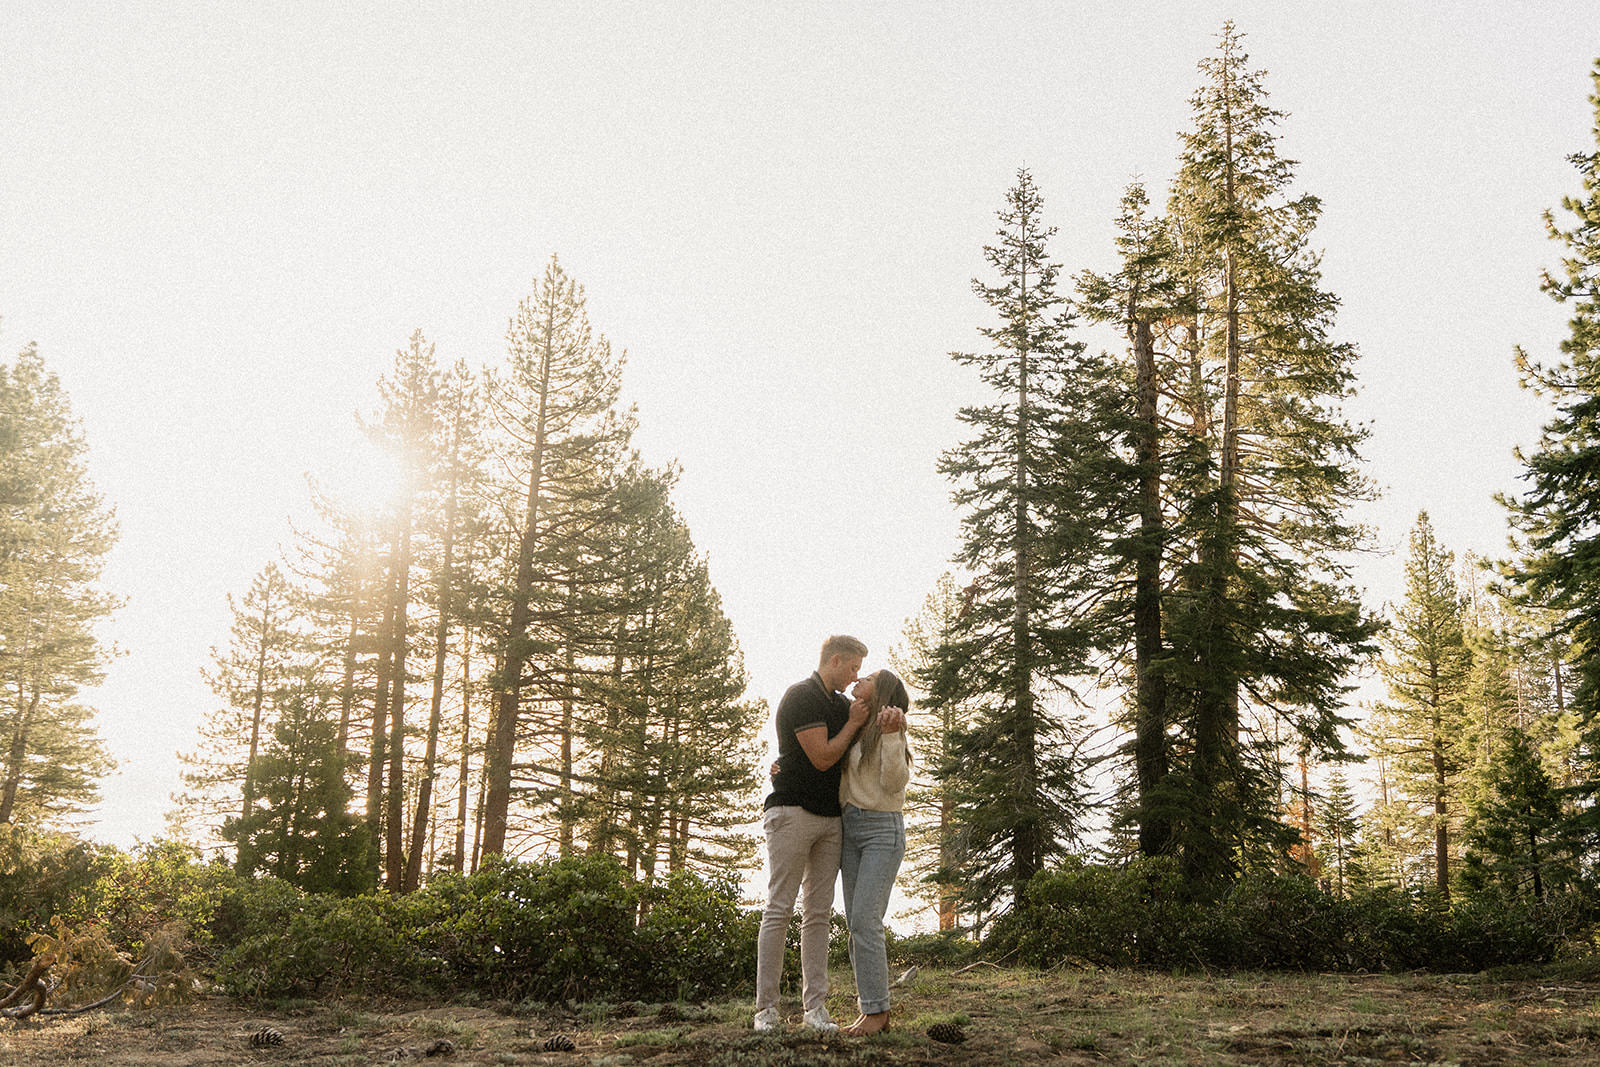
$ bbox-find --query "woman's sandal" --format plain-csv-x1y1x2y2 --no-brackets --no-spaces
845,1012,891,1036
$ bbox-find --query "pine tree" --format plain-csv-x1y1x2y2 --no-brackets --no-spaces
1078,182,1188,860
1157,22,1378,886
361,331,447,888
221,692,371,894
1505,60,1600,712
891,574,981,932
1314,770,1361,897
173,561,308,850
1459,616,1520,820
1368,512,1472,898
933,169,1111,911
479,256,636,858
1502,61,1600,858
405,357,485,891
573,470,762,878
1460,728,1576,901
0,345,119,825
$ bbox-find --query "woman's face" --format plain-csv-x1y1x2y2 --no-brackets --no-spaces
852,674,876,702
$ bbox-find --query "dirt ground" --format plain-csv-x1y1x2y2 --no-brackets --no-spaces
4,965,1600,1065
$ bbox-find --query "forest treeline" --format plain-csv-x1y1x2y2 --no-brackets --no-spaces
169,257,770,894
7,25,1600,969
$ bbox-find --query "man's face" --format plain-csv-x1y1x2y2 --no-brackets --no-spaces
823,654,863,693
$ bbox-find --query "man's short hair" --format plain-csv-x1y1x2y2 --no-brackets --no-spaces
819,634,868,665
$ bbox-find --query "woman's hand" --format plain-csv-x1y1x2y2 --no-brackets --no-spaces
877,706,906,733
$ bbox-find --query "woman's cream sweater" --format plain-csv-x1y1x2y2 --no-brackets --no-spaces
840,727,911,813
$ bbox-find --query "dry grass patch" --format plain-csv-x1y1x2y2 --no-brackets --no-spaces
3,964,1600,1064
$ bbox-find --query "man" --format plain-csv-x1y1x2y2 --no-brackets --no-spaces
753,634,870,1032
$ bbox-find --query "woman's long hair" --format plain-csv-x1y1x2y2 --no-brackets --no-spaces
858,669,913,764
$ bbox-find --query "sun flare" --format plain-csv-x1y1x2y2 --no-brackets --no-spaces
321,436,413,520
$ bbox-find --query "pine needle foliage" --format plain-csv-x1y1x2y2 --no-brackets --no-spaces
933,169,1116,913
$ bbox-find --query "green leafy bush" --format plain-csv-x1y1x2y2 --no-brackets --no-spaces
992,857,1199,969
638,870,758,1000
1208,872,1350,970
86,840,242,963
995,862,1593,974
426,854,641,1001
891,929,977,967
0,826,116,964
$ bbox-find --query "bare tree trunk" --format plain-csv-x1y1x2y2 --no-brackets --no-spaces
406,405,465,891
1130,312,1171,858
241,569,283,829
453,612,474,874
384,513,414,891
482,313,554,858
366,557,400,875
0,689,40,824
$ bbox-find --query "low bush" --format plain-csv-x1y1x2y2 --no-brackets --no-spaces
638,869,759,1000
86,840,242,963
891,929,978,967
999,862,1594,975
1207,871,1351,971
427,854,641,1002
207,853,757,1003
991,857,1200,970
0,826,117,965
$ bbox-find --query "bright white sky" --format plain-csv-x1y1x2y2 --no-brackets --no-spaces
1,2,1594,848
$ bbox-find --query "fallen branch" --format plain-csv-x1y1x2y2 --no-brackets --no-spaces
953,960,1005,976
0,956,53,1020
950,943,1020,976
39,955,157,1017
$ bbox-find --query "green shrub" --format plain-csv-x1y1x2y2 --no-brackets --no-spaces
1447,890,1585,970
431,854,641,1001
637,870,757,1000
0,826,116,964
992,857,1198,970
85,840,242,963
1211,872,1349,971
1340,886,1445,971
209,872,311,949
984,862,1594,975
891,929,977,967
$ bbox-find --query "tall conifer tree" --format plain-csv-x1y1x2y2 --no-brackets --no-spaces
1503,60,1600,853
1158,23,1377,885
0,345,118,825
933,170,1109,910
175,561,309,851
1367,512,1472,897
479,256,636,858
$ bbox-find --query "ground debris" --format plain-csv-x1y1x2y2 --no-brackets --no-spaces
0,966,1595,1065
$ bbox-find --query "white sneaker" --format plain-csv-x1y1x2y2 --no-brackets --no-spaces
802,1006,839,1032
753,1006,781,1031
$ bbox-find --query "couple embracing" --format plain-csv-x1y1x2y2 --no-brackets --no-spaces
753,634,911,1036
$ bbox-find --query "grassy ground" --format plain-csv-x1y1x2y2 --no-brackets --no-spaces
4,963,1600,1065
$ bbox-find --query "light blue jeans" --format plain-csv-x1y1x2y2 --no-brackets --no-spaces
840,804,905,1015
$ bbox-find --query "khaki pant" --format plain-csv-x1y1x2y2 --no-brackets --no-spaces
755,805,841,1013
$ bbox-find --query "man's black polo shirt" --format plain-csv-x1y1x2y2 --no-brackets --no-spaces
763,672,850,817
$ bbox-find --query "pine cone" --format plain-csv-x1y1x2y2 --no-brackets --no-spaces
249,1025,284,1048
926,1021,967,1044
543,1033,576,1052
657,1002,685,1022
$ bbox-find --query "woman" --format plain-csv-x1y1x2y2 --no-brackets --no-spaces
838,669,912,1036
